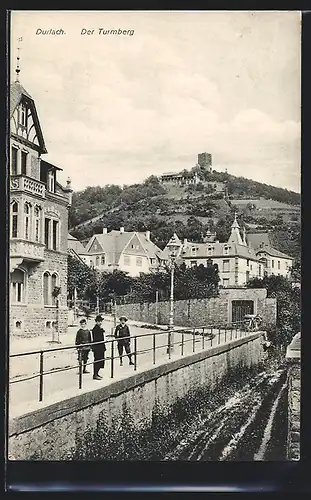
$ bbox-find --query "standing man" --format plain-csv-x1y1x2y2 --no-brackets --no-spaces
91,314,106,380
75,318,91,374
115,316,134,366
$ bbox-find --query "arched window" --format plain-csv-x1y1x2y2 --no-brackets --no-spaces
24,202,31,240
11,201,18,238
11,269,25,303
43,271,60,306
43,271,50,305
51,273,58,305
34,205,41,242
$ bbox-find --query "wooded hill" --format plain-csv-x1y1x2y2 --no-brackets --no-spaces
69,171,300,260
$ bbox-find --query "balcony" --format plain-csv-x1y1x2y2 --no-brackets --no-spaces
10,239,45,265
10,175,45,198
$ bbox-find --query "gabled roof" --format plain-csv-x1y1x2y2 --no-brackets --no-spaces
10,81,47,154
68,235,88,254
85,230,167,265
256,245,293,260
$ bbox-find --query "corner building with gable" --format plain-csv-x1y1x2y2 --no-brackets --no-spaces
9,79,72,337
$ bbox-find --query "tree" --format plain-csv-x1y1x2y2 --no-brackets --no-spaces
246,275,300,347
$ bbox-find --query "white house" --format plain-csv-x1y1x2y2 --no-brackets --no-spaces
76,227,168,277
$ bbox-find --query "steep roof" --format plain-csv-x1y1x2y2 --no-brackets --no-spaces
181,241,260,261
256,245,293,260
67,235,88,254
10,81,33,117
246,232,273,249
10,81,47,154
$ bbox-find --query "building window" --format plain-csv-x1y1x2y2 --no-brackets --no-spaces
19,104,27,126
45,217,59,250
43,272,50,305
278,261,280,270
11,201,18,238
260,257,268,268
34,206,41,242
52,220,59,250
250,264,253,271
43,271,59,306
191,247,196,256
223,259,230,272
223,278,229,288
124,255,131,266
48,170,55,192
21,151,27,175
11,269,25,303
246,271,250,283
272,260,274,268
101,255,106,265
224,246,229,255
95,256,100,266
24,203,31,240
136,257,142,267
207,247,213,256
44,218,50,247
247,259,249,266
190,260,197,268
51,273,58,305
11,147,18,175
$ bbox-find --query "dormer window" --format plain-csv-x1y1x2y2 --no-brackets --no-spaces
48,170,55,192
19,104,27,127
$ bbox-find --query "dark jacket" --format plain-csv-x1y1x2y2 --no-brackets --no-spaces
75,328,91,351
91,324,106,352
115,324,130,340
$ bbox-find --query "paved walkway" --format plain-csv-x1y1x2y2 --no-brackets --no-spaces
9,317,249,419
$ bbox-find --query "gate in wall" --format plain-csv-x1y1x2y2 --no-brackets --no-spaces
231,300,254,324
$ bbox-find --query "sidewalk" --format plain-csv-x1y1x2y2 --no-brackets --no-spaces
9,315,190,355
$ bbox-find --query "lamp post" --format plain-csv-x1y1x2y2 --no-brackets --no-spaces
52,286,61,343
166,234,180,355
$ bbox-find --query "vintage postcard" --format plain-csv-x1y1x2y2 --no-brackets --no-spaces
7,9,301,472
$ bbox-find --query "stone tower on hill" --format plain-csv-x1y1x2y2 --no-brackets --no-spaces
197,152,212,173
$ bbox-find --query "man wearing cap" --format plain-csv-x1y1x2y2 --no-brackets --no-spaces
115,316,134,366
91,315,106,380
75,318,91,374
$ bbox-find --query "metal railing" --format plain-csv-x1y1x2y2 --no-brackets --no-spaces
9,322,257,403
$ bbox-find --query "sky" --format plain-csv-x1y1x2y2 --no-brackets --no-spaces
10,11,301,193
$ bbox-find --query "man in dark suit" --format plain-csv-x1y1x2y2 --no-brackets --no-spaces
115,316,134,366
91,315,106,380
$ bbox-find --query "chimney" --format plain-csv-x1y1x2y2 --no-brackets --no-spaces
120,227,124,233
102,228,107,234
145,230,150,241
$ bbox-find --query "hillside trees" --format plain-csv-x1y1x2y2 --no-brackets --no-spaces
246,275,300,347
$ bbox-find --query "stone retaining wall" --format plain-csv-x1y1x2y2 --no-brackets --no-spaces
286,362,300,460
116,288,276,328
8,331,265,460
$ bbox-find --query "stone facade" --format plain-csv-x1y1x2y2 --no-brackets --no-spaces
10,80,72,337
8,332,265,460
116,288,277,329
286,362,300,460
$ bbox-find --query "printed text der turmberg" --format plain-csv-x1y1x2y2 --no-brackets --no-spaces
35,28,135,36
